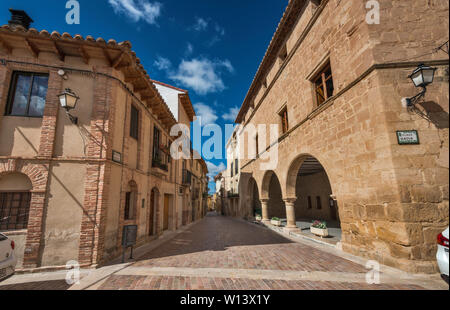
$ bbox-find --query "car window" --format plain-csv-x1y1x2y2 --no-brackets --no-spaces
0,234,7,241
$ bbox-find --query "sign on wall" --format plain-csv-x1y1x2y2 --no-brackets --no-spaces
396,130,420,145
112,150,122,163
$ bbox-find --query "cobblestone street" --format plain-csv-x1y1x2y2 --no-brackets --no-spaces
0,213,447,290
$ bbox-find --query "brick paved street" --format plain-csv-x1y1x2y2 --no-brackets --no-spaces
0,280,70,290
89,213,442,290
1,213,447,290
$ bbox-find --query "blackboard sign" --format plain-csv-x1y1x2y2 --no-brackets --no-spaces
122,225,137,247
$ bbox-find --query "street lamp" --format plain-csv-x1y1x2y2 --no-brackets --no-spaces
405,64,436,107
58,88,80,124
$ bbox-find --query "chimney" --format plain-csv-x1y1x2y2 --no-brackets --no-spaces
8,9,34,30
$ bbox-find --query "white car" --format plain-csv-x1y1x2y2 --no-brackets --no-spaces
436,227,449,283
0,233,17,281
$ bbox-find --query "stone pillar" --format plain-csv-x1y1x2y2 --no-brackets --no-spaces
261,199,269,223
284,198,298,229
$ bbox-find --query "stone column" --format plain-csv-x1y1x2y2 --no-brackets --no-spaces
284,198,298,229
261,199,269,223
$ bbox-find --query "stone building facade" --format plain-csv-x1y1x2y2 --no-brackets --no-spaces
236,0,449,273
0,11,207,270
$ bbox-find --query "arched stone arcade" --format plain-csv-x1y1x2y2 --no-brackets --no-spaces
260,170,286,224
285,155,341,239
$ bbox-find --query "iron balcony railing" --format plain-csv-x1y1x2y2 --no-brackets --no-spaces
152,148,168,171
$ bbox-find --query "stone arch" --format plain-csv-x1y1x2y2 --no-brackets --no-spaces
286,154,340,233
286,154,335,198
261,170,275,200
247,177,261,217
261,170,285,219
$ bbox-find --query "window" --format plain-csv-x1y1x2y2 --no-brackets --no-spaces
316,196,322,210
231,163,234,177
124,192,136,220
313,62,334,107
6,72,49,117
0,192,31,231
255,134,259,157
279,106,289,134
235,159,238,175
307,196,312,209
130,105,139,140
153,126,161,157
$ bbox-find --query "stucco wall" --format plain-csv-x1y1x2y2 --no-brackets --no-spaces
40,162,85,266
0,117,42,157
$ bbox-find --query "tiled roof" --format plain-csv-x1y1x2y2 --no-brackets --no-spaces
151,79,188,93
0,24,177,128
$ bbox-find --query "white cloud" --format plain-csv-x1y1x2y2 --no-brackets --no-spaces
185,42,194,56
193,103,218,125
222,106,240,122
169,58,234,95
206,161,226,178
219,59,234,73
109,0,162,25
193,17,208,31
214,24,225,36
154,56,172,71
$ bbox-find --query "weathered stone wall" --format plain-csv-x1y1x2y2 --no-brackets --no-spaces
239,0,449,273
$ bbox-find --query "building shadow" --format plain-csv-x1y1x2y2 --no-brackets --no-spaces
114,214,294,265
415,100,449,129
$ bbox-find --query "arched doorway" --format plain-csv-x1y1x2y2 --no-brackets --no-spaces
287,155,340,241
262,171,285,221
149,188,159,236
124,181,138,221
248,177,261,217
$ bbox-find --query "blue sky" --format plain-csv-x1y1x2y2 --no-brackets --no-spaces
0,0,288,193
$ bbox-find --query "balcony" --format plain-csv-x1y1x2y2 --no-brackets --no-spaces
152,148,169,175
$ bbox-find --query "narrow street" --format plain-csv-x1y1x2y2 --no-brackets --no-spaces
1,213,446,290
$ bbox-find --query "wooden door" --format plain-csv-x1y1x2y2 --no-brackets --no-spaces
163,194,169,231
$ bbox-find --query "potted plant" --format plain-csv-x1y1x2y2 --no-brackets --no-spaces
271,217,282,227
255,214,262,221
310,220,329,237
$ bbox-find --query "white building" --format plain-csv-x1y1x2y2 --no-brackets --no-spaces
224,126,241,217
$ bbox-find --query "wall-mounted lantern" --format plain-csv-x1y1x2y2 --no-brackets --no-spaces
58,88,80,124
405,64,436,107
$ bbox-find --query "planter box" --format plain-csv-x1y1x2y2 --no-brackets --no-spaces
255,215,262,221
271,219,282,227
310,226,329,237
